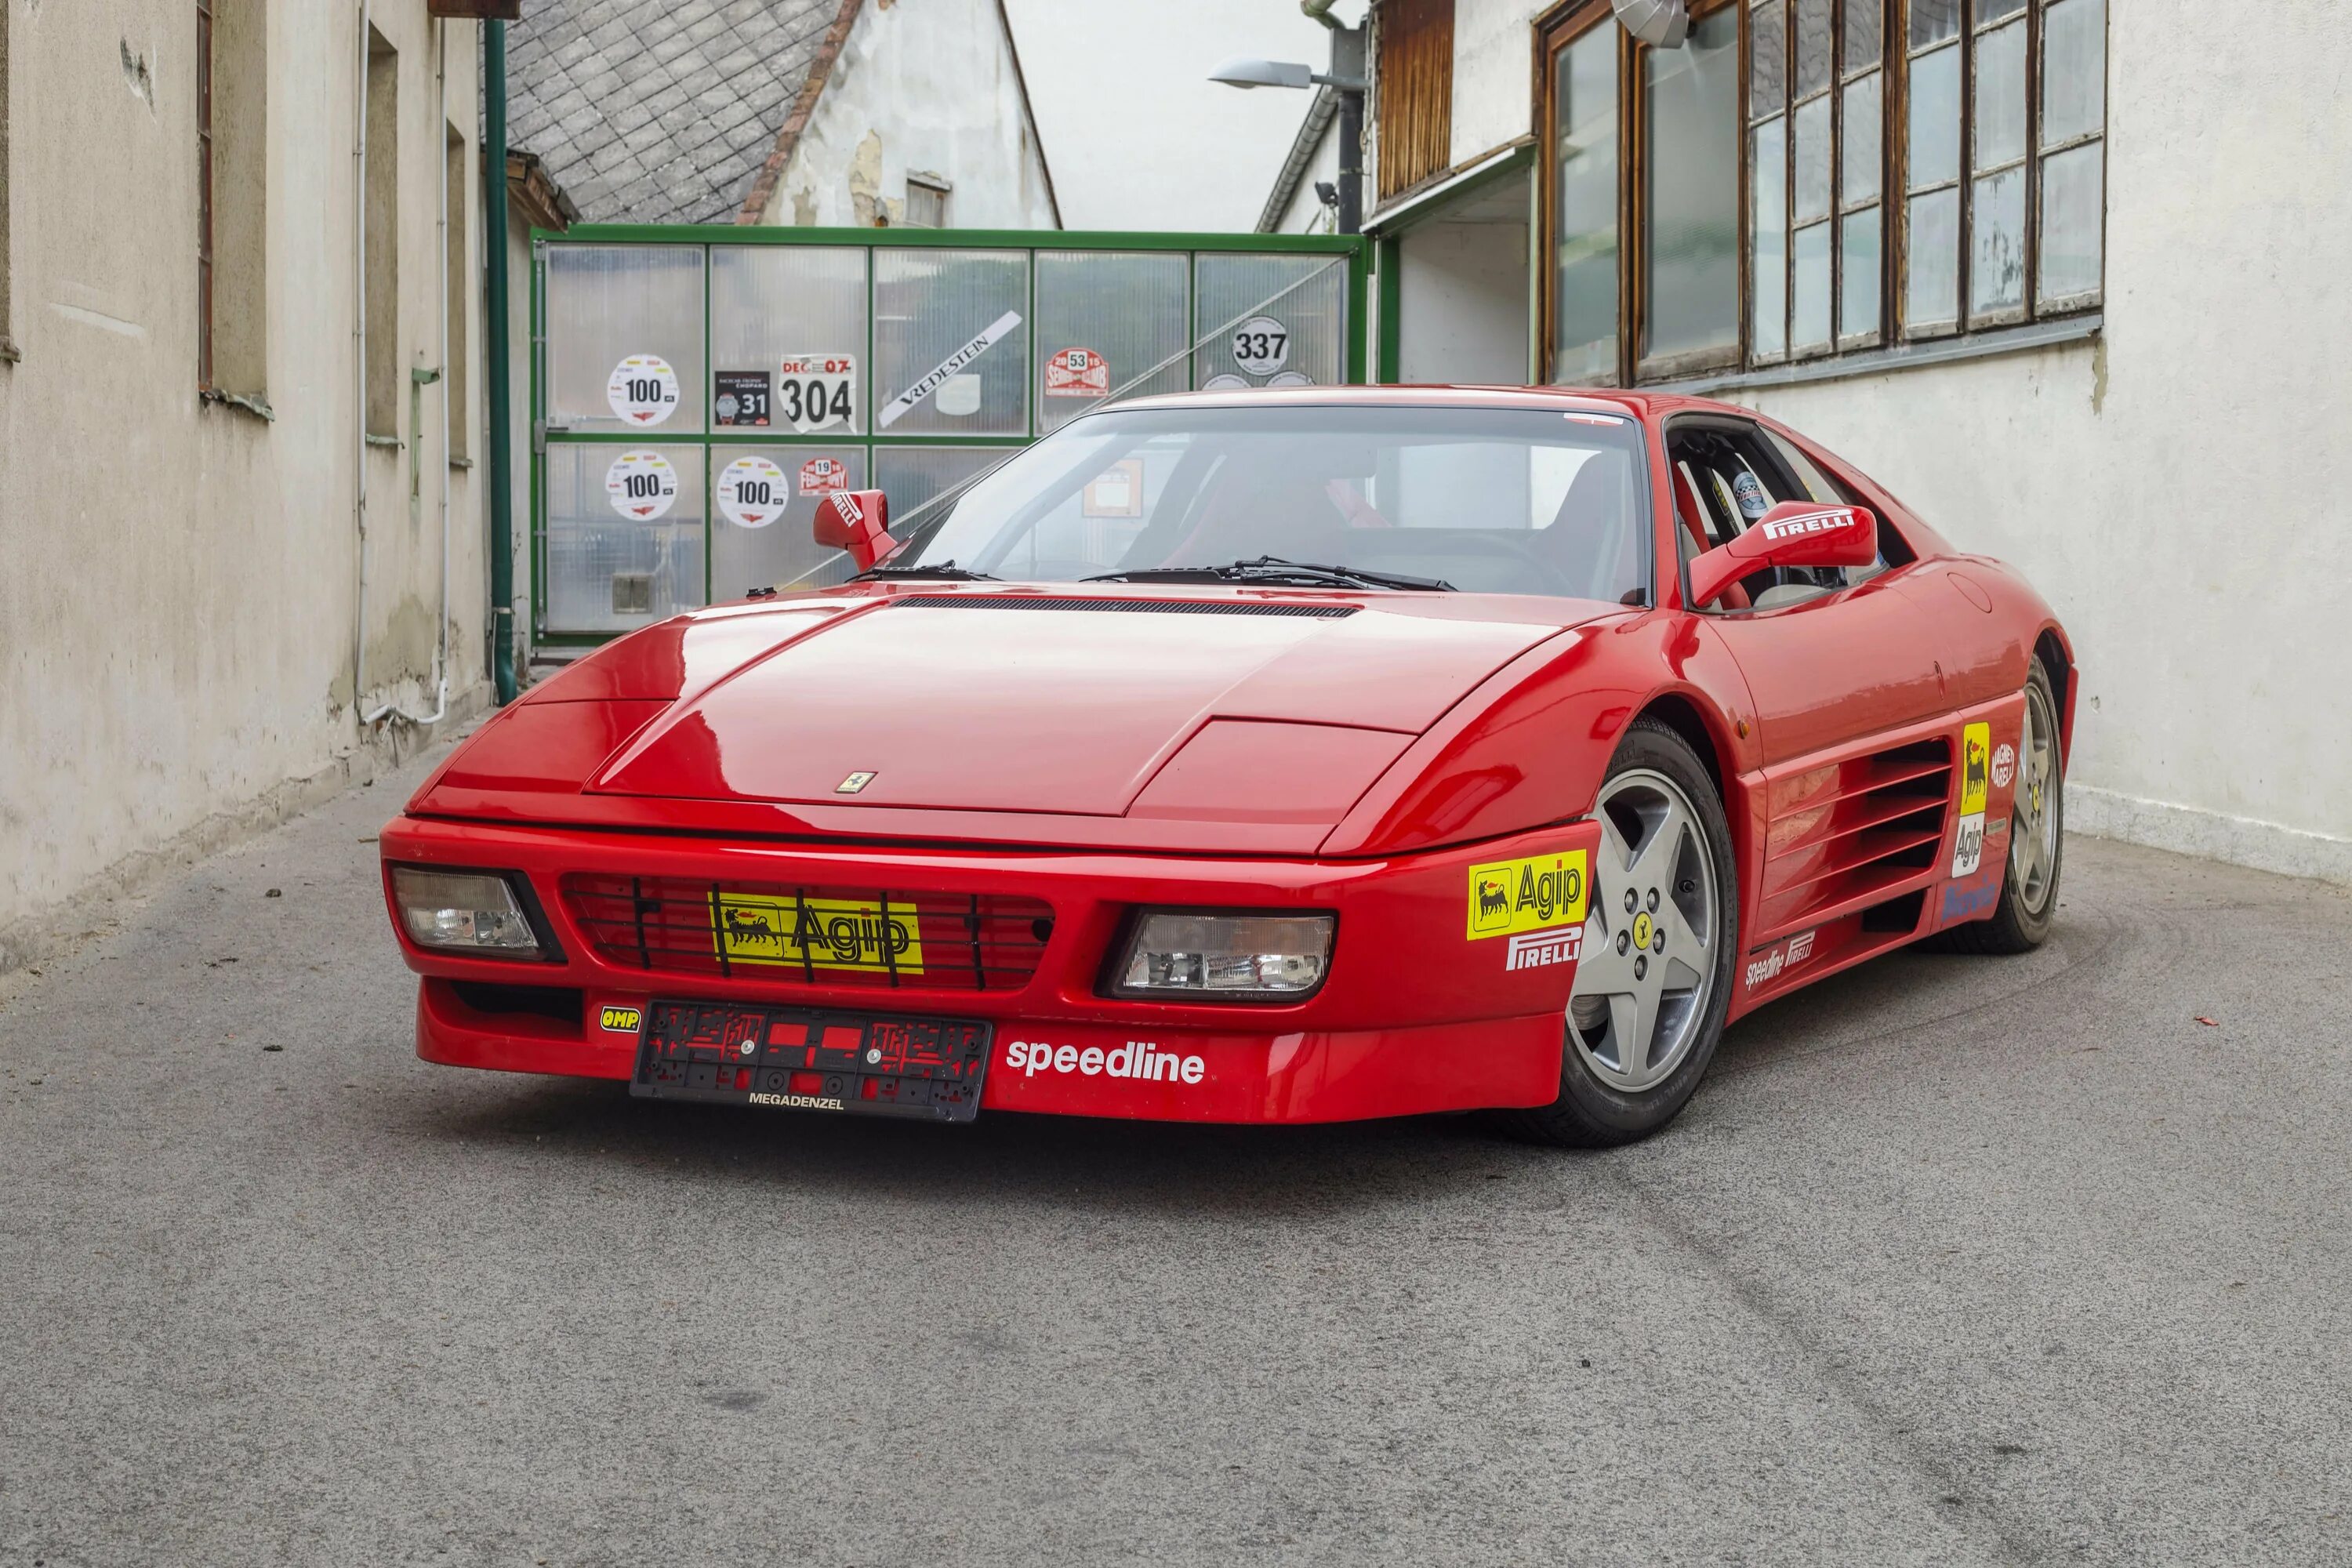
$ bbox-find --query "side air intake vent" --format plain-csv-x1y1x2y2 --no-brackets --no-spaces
895,595,1357,619
1757,737,1953,935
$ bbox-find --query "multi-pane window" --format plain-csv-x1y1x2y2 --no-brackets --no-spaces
1541,0,2102,384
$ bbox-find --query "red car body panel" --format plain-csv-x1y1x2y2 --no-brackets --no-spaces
383,387,2073,1124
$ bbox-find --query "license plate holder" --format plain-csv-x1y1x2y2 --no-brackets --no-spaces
629,1000,991,1123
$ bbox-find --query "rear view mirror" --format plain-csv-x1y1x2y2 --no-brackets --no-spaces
1690,501,1876,608
812,488,893,570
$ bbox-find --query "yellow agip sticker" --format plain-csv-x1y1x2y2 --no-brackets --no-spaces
713,893,924,975
1467,850,1589,940
1960,721,1991,815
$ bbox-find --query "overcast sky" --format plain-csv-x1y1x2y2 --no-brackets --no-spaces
1000,0,1366,232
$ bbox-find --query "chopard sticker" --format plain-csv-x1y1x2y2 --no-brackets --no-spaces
1044,346,1109,398
1951,812,1988,877
713,893,924,975
798,456,848,495
1991,742,2016,789
713,370,771,426
607,354,680,426
1744,929,1817,990
1005,1039,1204,1084
776,354,857,431
1960,722,1991,815
598,1006,643,1033
716,455,789,529
877,312,1021,429
604,450,679,521
1467,850,1589,942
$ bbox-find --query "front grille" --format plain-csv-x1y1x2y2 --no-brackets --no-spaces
895,595,1357,619
560,874,1054,993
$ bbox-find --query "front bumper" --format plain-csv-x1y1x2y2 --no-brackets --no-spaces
384,815,1600,1125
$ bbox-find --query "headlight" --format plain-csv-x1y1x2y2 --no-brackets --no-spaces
1109,910,1334,1000
390,866,551,957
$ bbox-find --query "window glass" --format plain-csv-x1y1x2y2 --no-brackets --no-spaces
1841,75,1882,205
1905,187,1960,329
1642,4,1740,365
2042,0,2106,145
1970,165,2027,315
710,245,868,434
1553,28,1621,383
1794,96,1832,222
711,447,869,596
1973,20,2028,169
1792,221,1833,350
875,249,1029,437
1795,0,1832,96
2039,142,2104,301
1750,119,1788,359
1907,45,1961,186
1908,0,1959,48
1750,2,1785,111
1843,0,1882,71
1035,250,1189,432
1839,206,1881,338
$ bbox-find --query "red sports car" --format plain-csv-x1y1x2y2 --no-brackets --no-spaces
382,388,2071,1145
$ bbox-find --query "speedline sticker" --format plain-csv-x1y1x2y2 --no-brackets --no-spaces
1467,850,1589,941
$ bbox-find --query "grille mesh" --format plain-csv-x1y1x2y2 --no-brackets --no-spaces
895,595,1356,619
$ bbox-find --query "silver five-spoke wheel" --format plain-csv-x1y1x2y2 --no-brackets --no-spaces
2009,675,2060,916
1568,768,1720,1094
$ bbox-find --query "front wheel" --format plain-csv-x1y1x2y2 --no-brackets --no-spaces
1935,660,2065,955
1506,717,1738,1148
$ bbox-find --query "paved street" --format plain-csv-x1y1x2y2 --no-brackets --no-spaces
2,738,2347,1568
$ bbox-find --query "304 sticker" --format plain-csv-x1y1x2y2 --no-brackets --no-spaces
1467,850,1589,942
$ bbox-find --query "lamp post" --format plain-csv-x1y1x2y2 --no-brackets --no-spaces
1208,22,1366,234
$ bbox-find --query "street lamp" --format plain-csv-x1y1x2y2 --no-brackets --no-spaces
1207,27,1366,235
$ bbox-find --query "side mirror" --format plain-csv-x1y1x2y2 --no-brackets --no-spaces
812,488,893,571
1689,500,1876,608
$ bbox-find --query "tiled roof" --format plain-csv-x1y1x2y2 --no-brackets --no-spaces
505,0,851,225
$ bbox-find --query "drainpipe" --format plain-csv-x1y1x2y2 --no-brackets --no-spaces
353,0,372,720
1301,0,1363,235
484,18,517,703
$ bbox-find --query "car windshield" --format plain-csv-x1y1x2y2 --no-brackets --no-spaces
880,405,1653,602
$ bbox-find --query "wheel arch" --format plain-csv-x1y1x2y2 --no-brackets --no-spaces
2033,623,2077,760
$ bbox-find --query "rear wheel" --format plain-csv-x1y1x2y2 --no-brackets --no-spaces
1507,718,1738,1148
1936,660,2064,955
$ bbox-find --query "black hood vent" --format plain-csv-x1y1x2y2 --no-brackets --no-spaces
894,595,1357,619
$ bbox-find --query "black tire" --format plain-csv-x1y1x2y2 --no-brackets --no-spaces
1933,659,2064,956
1504,717,1740,1148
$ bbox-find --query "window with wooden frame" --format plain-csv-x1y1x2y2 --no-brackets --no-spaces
1536,0,2102,384
1377,0,1456,201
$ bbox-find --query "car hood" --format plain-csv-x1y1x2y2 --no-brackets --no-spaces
417,588,1622,848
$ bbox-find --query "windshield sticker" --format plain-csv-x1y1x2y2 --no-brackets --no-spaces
877,311,1022,429
604,450,678,521
1045,346,1110,398
716,455,788,529
606,354,681,426
1230,316,1291,377
1732,470,1773,520
777,354,856,431
1083,459,1146,518
1563,411,1629,426
713,370,771,427
797,456,848,495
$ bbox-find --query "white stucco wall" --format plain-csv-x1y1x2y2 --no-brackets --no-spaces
1272,114,1342,234
0,5,488,958
1396,216,1529,383
765,0,1058,230
1450,0,1537,164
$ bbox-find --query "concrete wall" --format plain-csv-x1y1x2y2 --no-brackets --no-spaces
764,0,1057,230
1449,0,1535,164
1395,213,1529,383
0,4,489,962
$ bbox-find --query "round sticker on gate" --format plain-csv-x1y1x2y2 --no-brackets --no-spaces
798,456,848,496
716,455,789,529
1732,471,1773,521
1200,373,1250,392
604,451,678,521
607,354,681,426
1230,316,1291,378
1265,370,1314,389
776,354,857,432
1991,742,2016,789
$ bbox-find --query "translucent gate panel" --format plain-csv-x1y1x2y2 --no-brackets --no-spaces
710,447,869,598
1034,251,1189,432
873,249,1030,437
875,446,1014,537
1192,254,1351,389
544,246,706,434
710,245,869,434
544,443,708,633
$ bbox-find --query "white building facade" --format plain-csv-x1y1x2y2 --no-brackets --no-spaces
1273,0,2352,884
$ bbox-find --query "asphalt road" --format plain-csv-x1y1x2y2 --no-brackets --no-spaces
2,739,2347,1568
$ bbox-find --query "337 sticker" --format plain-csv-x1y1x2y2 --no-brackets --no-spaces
1468,850,1589,970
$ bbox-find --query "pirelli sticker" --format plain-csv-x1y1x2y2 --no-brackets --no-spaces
1468,850,1590,971
713,893,924,975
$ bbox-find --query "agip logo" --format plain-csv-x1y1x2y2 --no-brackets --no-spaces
1466,850,1590,942
713,893,924,975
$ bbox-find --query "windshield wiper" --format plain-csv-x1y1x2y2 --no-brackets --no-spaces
853,559,999,582
1083,556,1454,592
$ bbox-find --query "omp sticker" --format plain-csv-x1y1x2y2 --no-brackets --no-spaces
604,451,678,521
713,893,924,975
1230,316,1290,377
716,455,788,528
1467,850,1589,942
1732,471,1773,520
877,312,1022,429
1960,722,1991,815
607,354,680,426
777,354,857,432
598,1006,643,1033
1951,811,1987,877
1044,346,1109,398
1005,1039,1203,1084
1991,742,2016,789
1744,928,1817,990
798,456,848,495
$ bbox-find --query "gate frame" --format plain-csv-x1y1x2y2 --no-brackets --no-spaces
530,224,1371,648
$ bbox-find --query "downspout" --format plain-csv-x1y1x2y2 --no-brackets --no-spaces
1300,0,1363,235
484,19,517,703
353,0,372,720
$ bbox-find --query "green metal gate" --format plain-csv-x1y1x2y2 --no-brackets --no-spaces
532,226,1368,645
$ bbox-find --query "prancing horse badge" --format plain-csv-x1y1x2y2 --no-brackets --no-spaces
835,771,877,794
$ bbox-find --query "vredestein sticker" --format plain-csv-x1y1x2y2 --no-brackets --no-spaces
604,450,679,521
607,354,681,426
716,455,789,529
877,311,1022,429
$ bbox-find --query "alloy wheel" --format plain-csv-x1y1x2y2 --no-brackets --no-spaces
1568,768,1720,1093
2009,678,2061,915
